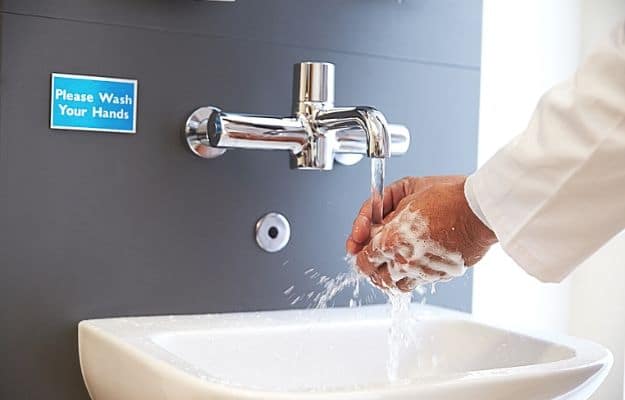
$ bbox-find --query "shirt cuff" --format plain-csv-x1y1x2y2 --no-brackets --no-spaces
464,175,492,230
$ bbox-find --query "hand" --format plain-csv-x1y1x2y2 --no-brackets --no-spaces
346,176,497,292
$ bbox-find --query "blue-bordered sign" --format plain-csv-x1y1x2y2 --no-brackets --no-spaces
50,73,138,134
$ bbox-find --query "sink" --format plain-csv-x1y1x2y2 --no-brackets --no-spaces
78,304,611,399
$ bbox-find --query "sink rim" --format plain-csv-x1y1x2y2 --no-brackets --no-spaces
78,304,612,397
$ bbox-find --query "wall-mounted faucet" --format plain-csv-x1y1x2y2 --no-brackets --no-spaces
183,62,410,170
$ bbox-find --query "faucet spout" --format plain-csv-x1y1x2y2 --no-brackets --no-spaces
183,61,410,170
316,106,391,159
184,107,308,159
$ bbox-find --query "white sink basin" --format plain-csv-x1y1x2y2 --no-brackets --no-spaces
78,305,611,399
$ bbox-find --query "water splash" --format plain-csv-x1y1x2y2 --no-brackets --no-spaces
293,265,422,382
386,291,418,382
310,267,363,309
282,258,368,309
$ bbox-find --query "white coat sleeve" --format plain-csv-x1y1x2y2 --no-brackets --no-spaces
464,22,625,283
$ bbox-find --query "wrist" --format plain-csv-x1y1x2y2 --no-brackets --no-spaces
463,175,492,230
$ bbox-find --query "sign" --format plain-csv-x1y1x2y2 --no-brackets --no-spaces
50,73,138,134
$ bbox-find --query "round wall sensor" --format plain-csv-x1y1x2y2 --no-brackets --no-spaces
255,212,291,253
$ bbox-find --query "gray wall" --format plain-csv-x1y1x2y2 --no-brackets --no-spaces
0,1,482,399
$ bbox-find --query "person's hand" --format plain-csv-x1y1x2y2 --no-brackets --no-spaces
346,176,497,292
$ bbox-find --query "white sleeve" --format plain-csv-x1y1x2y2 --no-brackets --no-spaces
465,22,625,283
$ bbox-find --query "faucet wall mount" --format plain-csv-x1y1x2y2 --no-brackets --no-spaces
184,62,410,170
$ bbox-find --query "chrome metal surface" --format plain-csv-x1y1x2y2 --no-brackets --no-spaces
334,153,364,166
293,62,335,114
334,124,410,156
315,106,391,158
183,61,410,170
216,113,308,153
255,213,291,253
184,107,227,159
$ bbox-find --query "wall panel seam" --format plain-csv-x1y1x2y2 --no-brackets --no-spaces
0,10,480,72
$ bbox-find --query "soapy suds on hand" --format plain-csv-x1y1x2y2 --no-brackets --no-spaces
367,207,466,289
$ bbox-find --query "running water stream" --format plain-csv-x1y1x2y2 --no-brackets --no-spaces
285,156,464,383
370,157,415,382
370,158,386,225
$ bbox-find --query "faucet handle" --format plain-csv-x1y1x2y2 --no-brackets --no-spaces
294,62,335,114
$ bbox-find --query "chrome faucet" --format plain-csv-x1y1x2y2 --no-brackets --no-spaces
183,62,410,170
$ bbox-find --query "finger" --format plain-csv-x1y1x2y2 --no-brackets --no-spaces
345,237,363,255
407,259,446,278
396,277,418,292
351,215,371,245
381,208,398,225
382,178,409,216
424,252,456,266
376,264,395,289
423,252,459,276
390,178,410,210
421,265,446,277
350,177,410,249
356,248,379,276
370,223,386,238
369,271,384,288
378,225,411,254
349,201,372,245
394,252,408,264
